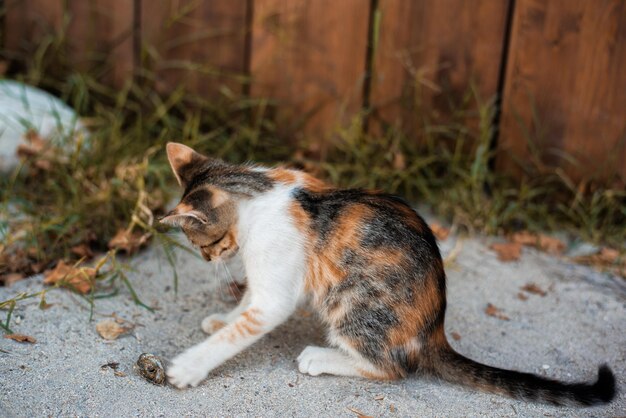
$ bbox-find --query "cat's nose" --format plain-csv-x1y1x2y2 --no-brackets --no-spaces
200,248,212,261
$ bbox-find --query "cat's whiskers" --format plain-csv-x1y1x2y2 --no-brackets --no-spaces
221,261,240,301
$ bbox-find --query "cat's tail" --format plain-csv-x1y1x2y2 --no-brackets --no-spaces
426,342,616,406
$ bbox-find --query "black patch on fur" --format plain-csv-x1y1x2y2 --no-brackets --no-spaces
184,161,274,197
437,350,617,406
337,302,400,364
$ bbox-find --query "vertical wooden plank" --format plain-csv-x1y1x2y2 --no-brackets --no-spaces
141,0,249,97
369,0,510,135
250,0,370,144
497,0,626,183
4,0,64,56
66,0,135,87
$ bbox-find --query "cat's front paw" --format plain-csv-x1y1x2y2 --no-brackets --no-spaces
201,313,228,334
167,346,209,388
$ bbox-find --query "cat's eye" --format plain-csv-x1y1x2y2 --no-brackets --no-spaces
202,232,227,248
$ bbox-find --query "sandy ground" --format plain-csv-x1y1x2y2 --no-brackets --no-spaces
1,232,624,417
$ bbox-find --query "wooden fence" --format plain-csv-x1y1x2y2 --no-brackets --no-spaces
2,0,625,182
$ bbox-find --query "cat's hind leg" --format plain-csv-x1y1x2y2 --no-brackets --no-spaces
297,346,392,379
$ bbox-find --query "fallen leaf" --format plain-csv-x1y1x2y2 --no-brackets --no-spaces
451,331,462,341
95,319,133,340
521,283,547,296
1,273,25,286
510,231,537,246
71,243,94,259
595,247,620,264
4,334,36,343
511,231,565,254
430,222,450,241
16,130,62,171
100,362,120,370
536,234,565,255
489,242,522,262
43,260,96,294
347,407,373,418
517,292,529,301
390,404,396,412
393,152,406,170
108,229,150,255
485,303,510,321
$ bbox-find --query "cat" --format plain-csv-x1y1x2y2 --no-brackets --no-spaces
159,142,616,406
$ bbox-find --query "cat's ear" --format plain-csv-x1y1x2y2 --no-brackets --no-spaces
210,187,230,208
166,142,207,187
159,203,208,226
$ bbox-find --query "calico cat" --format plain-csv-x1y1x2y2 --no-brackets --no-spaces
160,142,616,406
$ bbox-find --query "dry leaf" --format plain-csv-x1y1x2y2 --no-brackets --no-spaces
43,260,96,294
1,273,25,286
108,229,150,255
101,362,120,370
16,130,62,171
489,242,522,262
347,407,373,418
393,151,406,170
4,334,36,343
96,319,132,340
511,231,565,254
389,404,396,412
485,303,510,321
451,331,462,341
517,292,529,301
430,222,450,241
71,243,94,259
521,283,547,296
597,247,620,263
537,234,565,255
572,247,624,278
510,231,537,246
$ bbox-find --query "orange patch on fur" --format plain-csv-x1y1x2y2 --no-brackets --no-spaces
174,202,194,214
289,201,311,234
304,204,373,302
268,168,298,185
301,172,330,193
219,308,263,343
387,264,444,350
358,368,400,381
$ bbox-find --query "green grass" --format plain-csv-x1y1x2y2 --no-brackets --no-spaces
1,14,625,333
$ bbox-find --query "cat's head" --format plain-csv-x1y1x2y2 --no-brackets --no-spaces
159,143,239,262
